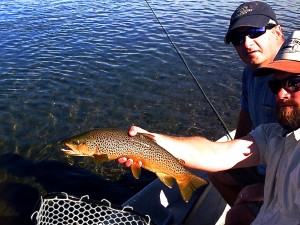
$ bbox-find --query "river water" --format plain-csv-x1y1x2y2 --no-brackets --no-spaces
0,0,298,224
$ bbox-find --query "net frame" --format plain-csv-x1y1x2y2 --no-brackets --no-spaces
31,192,156,225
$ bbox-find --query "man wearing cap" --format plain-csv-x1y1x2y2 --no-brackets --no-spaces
207,1,285,223
121,31,300,225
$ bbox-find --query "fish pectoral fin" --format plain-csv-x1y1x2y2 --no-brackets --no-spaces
131,162,142,179
156,173,175,188
93,154,109,164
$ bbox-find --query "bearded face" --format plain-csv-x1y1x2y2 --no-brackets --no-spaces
276,99,300,131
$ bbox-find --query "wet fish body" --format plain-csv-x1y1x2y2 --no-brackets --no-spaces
61,128,207,202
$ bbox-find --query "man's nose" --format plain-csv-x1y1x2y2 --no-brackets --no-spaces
277,88,291,99
244,35,255,48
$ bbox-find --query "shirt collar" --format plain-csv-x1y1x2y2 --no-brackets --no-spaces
294,128,300,141
284,127,300,140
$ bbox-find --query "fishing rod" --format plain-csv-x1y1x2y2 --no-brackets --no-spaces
144,0,232,140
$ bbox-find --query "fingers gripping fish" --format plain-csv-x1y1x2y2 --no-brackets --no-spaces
61,128,207,202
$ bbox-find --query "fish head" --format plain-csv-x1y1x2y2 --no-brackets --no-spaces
61,132,97,156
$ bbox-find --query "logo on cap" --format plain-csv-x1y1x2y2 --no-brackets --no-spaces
232,5,254,20
276,36,300,61
281,38,300,53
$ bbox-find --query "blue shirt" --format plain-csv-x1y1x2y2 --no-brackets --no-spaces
240,66,277,174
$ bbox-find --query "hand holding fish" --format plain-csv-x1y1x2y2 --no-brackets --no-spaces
118,126,184,167
119,125,256,171
128,125,150,137
118,126,155,167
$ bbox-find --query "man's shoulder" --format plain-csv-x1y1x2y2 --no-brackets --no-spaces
250,124,284,159
242,66,273,82
241,66,254,93
253,123,284,137
242,65,253,76
241,66,256,85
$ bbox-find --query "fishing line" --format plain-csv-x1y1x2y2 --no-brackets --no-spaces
144,0,232,140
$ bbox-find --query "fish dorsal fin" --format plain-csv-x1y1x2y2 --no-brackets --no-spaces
131,162,142,179
139,133,157,143
156,173,175,188
93,154,109,164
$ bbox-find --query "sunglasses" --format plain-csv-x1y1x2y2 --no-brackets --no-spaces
268,77,300,94
231,24,277,46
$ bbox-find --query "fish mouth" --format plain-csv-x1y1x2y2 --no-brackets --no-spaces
61,144,85,156
61,147,77,155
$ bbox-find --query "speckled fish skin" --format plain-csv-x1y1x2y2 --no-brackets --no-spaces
61,128,207,202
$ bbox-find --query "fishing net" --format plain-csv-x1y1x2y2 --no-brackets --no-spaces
31,192,155,225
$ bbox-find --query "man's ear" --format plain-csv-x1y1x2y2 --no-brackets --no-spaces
274,25,284,39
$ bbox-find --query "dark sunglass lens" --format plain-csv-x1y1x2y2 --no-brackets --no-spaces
231,27,266,46
249,30,265,39
248,27,266,39
265,24,277,30
286,78,300,93
231,36,242,46
231,39,240,46
269,77,300,94
268,80,281,94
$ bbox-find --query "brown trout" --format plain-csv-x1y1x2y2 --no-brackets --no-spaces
61,128,207,202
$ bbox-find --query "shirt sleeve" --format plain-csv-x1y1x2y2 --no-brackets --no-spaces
250,124,268,164
250,123,283,164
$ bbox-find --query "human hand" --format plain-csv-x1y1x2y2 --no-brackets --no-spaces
235,183,264,205
117,126,152,167
128,125,152,137
118,157,142,167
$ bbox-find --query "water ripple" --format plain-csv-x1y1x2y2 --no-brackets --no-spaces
0,1,298,221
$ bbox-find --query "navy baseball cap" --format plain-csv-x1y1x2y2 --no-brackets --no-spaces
225,1,278,44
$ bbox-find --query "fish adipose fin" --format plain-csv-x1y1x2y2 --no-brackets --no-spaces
178,158,185,165
156,173,175,188
177,174,207,202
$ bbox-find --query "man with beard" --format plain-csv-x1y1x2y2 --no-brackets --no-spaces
208,2,285,224
120,31,300,224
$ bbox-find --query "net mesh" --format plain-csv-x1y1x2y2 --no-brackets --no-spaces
31,192,155,225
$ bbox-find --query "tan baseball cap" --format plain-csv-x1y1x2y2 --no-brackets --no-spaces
254,31,300,76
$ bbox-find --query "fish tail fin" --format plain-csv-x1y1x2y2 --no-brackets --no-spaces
177,174,207,202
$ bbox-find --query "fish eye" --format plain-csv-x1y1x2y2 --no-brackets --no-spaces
72,140,81,145
72,140,86,145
